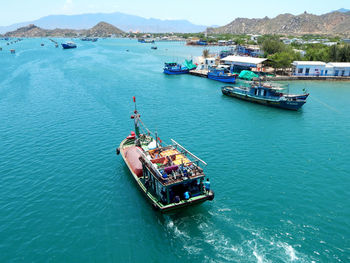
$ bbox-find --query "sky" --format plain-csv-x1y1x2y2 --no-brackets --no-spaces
0,0,349,26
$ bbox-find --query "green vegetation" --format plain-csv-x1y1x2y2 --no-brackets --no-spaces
258,35,350,68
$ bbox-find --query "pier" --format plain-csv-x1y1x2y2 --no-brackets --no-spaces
189,69,208,78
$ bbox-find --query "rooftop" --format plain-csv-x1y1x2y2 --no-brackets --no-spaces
221,55,267,65
327,62,350,68
292,61,326,66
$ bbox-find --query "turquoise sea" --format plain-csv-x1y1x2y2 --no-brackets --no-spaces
0,38,349,262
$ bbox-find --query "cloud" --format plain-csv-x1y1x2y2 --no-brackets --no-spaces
63,0,74,13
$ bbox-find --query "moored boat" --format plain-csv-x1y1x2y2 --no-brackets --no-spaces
208,67,237,83
151,46,157,50
222,81,308,110
116,98,214,213
163,62,189,75
61,42,77,49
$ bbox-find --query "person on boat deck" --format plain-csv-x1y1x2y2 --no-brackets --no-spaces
184,191,190,200
204,178,210,192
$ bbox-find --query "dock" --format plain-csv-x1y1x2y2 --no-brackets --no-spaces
189,69,208,78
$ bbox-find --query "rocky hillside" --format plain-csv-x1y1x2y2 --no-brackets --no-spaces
85,22,124,37
4,22,124,37
207,11,350,36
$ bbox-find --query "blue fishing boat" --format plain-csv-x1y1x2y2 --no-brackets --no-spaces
208,67,237,83
221,81,308,110
61,42,77,49
163,63,189,75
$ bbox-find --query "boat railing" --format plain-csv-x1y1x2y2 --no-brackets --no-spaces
171,139,207,166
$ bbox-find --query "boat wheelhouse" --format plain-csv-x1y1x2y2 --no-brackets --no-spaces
117,98,214,213
222,81,309,110
163,62,189,75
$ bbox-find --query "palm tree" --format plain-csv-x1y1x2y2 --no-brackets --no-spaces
202,49,209,58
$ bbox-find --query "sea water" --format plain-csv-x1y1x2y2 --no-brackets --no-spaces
0,38,349,262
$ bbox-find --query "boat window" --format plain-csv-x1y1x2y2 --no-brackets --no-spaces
341,70,345,76
305,68,310,75
298,68,303,74
335,70,339,76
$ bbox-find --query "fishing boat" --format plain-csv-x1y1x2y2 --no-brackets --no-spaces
221,81,308,110
163,62,189,75
138,38,155,43
116,98,214,213
208,67,237,83
61,42,77,49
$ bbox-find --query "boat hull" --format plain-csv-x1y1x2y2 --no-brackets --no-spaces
208,73,236,83
119,138,213,213
61,44,77,49
163,69,189,75
222,87,306,110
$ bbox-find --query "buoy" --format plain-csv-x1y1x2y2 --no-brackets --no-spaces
10,49,15,54
116,148,120,155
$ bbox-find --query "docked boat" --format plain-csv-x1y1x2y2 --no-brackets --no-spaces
116,98,214,213
61,42,77,49
208,67,237,83
221,81,309,110
163,62,189,75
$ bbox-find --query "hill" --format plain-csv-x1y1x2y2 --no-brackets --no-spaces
3,22,124,37
0,12,207,34
207,11,350,36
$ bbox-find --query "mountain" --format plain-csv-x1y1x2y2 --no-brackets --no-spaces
0,12,207,34
207,11,350,36
3,22,124,38
332,8,350,13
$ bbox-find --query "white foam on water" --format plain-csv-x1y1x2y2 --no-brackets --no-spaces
253,250,264,263
285,243,298,261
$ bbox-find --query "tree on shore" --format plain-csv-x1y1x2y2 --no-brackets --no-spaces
202,49,209,58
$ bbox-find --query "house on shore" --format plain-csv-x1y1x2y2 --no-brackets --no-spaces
221,55,268,72
292,61,350,76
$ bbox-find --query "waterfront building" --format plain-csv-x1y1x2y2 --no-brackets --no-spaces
292,61,350,76
292,61,326,76
221,55,267,72
327,63,350,77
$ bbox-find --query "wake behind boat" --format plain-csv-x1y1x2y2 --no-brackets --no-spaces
222,80,309,110
116,98,214,213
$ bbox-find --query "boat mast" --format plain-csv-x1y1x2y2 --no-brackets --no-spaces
132,96,141,138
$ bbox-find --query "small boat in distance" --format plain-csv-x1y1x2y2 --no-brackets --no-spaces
117,97,214,213
222,80,309,111
138,38,155,43
208,67,237,83
163,62,189,75
151,46,157,50
81,37,98,42
61,42,77,49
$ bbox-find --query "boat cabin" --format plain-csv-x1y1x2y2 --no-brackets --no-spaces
138,139,207,205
